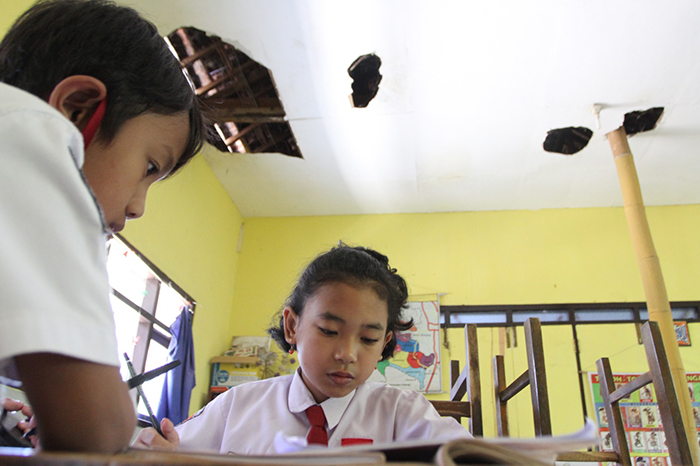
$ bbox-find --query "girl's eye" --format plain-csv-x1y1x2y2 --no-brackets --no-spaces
318,327,337,336
146,161,159,177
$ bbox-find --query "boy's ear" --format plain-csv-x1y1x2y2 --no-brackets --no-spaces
282,307,299,345
47,75,107,131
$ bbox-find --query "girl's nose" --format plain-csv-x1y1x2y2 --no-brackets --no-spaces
334,340,357,364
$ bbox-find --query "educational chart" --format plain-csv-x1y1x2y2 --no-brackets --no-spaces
373,301,442,393
589,372,700,465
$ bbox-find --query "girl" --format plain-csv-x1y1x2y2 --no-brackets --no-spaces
135,244,471,454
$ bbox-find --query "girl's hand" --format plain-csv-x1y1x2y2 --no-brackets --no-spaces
131,418,179,451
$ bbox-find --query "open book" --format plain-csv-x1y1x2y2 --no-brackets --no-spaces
0,419,598,465
268,418,599,465
161,418,598,465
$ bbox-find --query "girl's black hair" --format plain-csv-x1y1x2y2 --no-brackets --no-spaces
268,243,413,361
0,0,204,173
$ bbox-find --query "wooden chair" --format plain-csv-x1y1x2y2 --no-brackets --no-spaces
559,321,691,465
594,321,693,466
492,318,622,463
493,317,551,437
429,323,483,436
489,318,613,462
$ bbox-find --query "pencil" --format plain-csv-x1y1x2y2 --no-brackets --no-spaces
123,353,163,437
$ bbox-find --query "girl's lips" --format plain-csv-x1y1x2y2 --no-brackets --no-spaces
328,372,354,385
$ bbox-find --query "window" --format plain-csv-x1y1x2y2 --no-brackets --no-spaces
106,235,195,423
440,302,700,327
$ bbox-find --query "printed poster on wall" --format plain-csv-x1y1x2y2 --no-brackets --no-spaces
370,301,442,393
589,372,700,466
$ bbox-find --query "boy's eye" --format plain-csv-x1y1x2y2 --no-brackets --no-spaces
362,337,380,345
146,161,160,177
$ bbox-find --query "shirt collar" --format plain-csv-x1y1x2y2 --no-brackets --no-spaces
288,368,357,430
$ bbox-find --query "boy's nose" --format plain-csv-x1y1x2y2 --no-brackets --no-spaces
126,190,147,220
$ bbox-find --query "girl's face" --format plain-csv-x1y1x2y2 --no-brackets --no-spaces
283,281,392,403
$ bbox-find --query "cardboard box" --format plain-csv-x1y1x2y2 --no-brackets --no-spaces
210,356,260,388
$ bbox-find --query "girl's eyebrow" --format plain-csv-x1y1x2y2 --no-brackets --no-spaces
319,312,385,331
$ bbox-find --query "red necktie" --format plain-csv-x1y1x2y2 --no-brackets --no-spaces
305,405,328,446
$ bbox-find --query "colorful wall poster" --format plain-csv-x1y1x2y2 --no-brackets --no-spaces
372,301,442,393
589,372,700,466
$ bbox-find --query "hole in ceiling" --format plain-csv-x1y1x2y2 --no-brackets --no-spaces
348,53,382,108
543,126,593,155
623,107,664,136
166,27,302,158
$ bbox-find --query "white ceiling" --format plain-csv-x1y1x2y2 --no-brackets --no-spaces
128,0,700,217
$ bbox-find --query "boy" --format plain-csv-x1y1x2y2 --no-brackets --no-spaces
0,0,204,453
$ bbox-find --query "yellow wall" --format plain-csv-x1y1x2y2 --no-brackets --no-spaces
231,205,700,335
0,0,31,34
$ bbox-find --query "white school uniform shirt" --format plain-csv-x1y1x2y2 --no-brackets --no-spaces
0,83,118,380
176,369,471,455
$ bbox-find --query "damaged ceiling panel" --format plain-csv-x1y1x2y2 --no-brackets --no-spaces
543,127,593,155
623,107,665,136
348,53,382,108
128,1,700,217
167,27,302,158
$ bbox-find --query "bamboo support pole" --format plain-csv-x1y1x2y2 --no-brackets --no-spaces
608,127,699,464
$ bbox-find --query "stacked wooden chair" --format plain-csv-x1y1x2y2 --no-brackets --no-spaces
493,317,622,463
493,317,692,466
493,317,552,437
429,323,483,436
594,321,693,466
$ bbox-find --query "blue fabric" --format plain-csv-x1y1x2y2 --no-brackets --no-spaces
157,307,196,425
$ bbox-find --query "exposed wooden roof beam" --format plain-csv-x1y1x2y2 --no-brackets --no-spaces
223,123,261,146
180,41,220,66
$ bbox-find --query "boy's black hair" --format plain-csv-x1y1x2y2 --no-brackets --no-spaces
0,0,204,173
268,243,413,361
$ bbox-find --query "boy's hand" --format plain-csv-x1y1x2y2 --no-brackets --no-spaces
1,398,38,448
132,418,179,451
2,398,33,419
16,353,136,452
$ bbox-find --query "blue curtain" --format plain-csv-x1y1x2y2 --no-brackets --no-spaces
157,306,196,425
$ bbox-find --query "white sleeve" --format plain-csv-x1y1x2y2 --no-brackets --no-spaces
176,390,230,453
0,105,118,370
394,390,473,441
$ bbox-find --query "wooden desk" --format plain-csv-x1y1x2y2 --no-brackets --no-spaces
1,437,555,465
0,447,430,465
